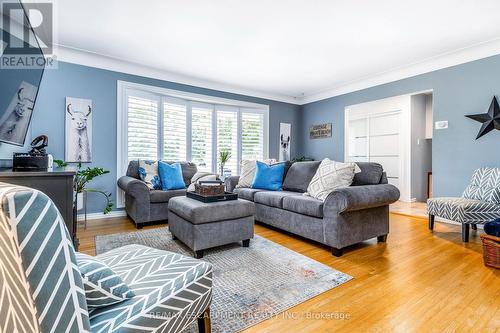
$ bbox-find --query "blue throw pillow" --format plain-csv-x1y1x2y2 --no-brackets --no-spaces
158,161,186,190
251,161,286,191
76,253,135,308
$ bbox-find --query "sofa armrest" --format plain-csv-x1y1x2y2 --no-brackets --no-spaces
225,176,240,193
324,184,400,216
117,176,150,198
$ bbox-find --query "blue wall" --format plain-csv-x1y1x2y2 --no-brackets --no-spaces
300,54,500,198
27,61,301,213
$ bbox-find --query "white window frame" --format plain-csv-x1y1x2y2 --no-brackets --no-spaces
117,80,269,207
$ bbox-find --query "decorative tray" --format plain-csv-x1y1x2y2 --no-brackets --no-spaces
186,191,238,203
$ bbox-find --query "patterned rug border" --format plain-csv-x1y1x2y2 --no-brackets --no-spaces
95,227,353,333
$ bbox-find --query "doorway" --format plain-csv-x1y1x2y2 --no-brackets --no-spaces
345,92,433,203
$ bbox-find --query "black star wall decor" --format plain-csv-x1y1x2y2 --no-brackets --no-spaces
465,96,500,140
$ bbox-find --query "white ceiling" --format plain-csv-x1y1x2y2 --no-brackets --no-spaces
55,0,500,104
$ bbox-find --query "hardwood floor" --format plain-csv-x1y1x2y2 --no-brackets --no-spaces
77,214,500,332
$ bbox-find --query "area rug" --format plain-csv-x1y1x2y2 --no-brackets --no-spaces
95,227,352,333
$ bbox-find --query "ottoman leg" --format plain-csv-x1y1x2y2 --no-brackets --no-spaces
242,239,250,247
377,235,387,242
172,234,178,240
428,214,435,231
462,224,470,242
332,247,343,257
471,224,477,231
195,250,204,259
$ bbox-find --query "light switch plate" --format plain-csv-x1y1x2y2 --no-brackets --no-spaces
435,121,448,129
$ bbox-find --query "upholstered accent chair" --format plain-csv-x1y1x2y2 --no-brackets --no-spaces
427,168,500,242
0,183,213,333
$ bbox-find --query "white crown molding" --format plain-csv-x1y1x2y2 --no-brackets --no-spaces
300,38,500,105
55,44,300,105
55,39,500,106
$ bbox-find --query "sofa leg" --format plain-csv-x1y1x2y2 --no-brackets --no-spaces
197,307,211,333
462,224,470,242
377,235,387,242
242,239,250,247
195,250,204,259
471,224,477,231
136,223,144,230
428,214,435,231
332,247,343,257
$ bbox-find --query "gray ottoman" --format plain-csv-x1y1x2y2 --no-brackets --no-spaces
168,197,255,258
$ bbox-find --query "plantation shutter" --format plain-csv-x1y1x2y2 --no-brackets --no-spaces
216,107,238,177
241,111,264,160
127,94,159,161
163,98,187,161
191,103,213,172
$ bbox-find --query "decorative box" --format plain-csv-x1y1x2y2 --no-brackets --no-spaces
195,180,225,196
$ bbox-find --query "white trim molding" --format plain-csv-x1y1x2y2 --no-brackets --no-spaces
77,209,127,221
301,38,500,104
56,45,299,105
56,39,500,106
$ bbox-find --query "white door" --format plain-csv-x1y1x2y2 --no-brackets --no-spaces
368,112,401,188
347,111,402,189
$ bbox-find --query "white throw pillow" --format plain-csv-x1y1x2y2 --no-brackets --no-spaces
187,174,217,192
138,160,161,190
304,158,357,201
236,159,276,188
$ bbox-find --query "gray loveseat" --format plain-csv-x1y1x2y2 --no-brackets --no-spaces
117,160,197,228
226,161,400,256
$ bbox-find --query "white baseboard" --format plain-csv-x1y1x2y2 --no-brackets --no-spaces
77,210,127,221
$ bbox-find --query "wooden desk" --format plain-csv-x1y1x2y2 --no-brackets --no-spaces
0,168,78,249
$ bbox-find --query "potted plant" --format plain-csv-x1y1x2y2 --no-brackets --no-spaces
54,160,113,214
219,150,232,178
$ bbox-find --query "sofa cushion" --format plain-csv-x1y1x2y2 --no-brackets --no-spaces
234,187,264,201
150,189,186,203
305,159,357,201
138,160,162,190
352,162,384,186
251,161,286,191
254,191,302,208
89,245,212,332
168,196,255,224
75,253,135,308
236,159,277,188
158,161,186,190
162,161,198,186
126,159,141,179
126,160,197,186
283,195,324,218
282,161,321,192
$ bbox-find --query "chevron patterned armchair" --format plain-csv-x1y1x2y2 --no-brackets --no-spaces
0,183,213,333
427,167,500,242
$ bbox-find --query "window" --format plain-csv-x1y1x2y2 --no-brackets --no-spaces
217,107,238,176
127,95,159,161
118,81,269,206
242,111,264,160
191,104,213,172
163,98,187,161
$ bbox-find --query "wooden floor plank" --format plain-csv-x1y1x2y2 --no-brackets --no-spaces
77,213,500,332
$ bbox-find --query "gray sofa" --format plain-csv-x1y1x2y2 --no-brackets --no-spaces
117,160,197,228
226,161,400,256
